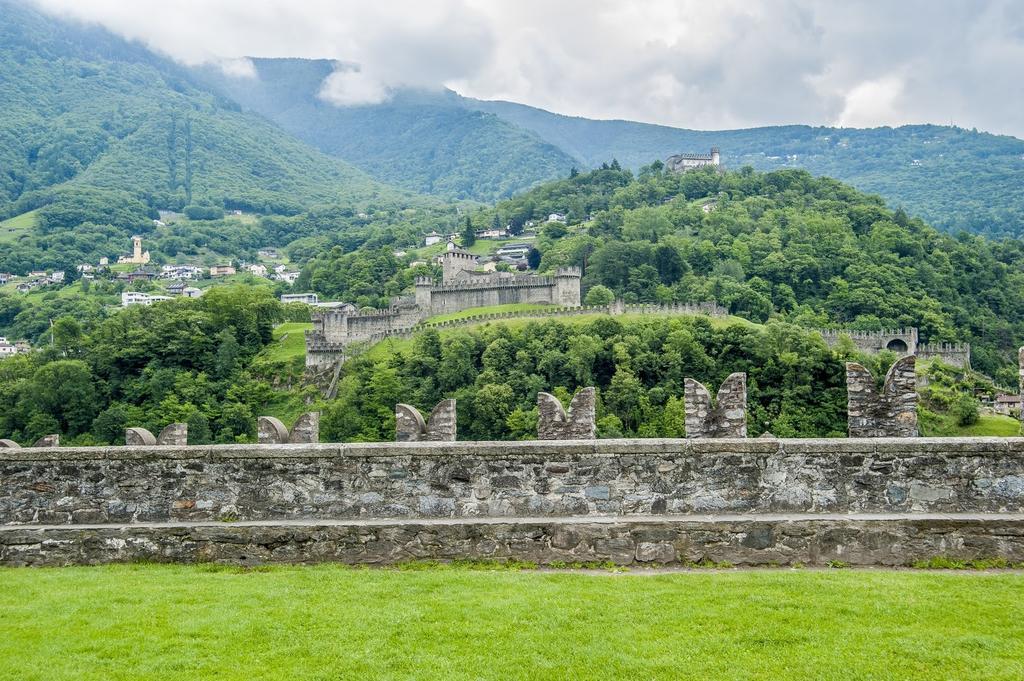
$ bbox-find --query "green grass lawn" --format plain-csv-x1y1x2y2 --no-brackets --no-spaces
0,565,1022,680
425,302,557,323
262,322,313,363
921,412,1021,437
958,414,1021,436
0,209,38,243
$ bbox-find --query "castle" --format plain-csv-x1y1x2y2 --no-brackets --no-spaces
117,235,150,265
306,243,582,367
818,327,971,368
665,147,721,172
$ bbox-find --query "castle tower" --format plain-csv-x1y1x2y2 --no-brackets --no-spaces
554,267,582,307
132,235,143,260
441,242,478,283
710,147,721,166
414,276,433,310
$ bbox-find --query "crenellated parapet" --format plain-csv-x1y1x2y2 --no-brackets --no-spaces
846,356,918,437
537,388,596,440
395,400,457,442
257,413,320,444
684,373,747,438
126,424,188,446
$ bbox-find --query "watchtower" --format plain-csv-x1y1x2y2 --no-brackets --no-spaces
554,267,582,306
441,242,477,283
414,276,433,310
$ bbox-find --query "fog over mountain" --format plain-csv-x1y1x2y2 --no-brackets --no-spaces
30,0,1024,138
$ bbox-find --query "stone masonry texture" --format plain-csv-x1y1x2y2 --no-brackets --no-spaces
4,438,1024,526
258,416,290,445
3,438,1024,567
4,515,1022,568
395,400,457,442
684,373,747,438
289,413,320,444
847,356,918,437
537,388,596,439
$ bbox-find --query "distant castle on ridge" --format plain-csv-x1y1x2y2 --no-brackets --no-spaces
665,147,721,172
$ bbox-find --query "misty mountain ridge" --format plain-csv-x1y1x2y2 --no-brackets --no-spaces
199,56,1024,235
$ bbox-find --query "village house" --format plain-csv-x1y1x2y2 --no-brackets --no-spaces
209,264,236,277
246,264,268,277
275,271,300,284
476,228,508,239
424,230,443,246
258,248,279,259
0,337,29,357
547,213,567,224
993,394,1022,415
0,273,11,284
160,264,204,280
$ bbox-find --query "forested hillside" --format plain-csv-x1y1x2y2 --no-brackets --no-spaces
0,3,409,223
463,99,1024,237
486,165,1024,381
195,60,576,200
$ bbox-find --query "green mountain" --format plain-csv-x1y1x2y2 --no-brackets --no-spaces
194,59,577,201
465,98,1024,236
0,2,409,220
192,51,1024,235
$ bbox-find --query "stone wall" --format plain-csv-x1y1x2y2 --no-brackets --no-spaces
3,438,1024,567
5,438,1024,526
6,515,1022,568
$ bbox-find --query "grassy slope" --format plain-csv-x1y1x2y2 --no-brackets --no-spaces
262,322,313,363
0,209,38,244
1,565,1023,680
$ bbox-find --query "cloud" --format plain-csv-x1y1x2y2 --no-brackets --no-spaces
216,57,257,79
26,0,1024,137
836,76,909,129
318,64,391,106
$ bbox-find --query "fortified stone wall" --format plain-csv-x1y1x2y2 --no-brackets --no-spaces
4,438,1024,523
918,342,972,369
3,438,1024,567
819,328,919,355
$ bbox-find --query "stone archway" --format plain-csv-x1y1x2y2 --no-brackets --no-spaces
886,338,909,353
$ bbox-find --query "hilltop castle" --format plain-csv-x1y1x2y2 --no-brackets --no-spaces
665,147,721,172
306,243,581,367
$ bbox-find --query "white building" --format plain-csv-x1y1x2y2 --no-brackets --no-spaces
547,213,567,224
276,271,300,284
495,243,532,258
281,293,319,305
424,231,443,246
121,291,172,307
247,264,268,277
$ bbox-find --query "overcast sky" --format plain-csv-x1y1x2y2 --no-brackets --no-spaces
31,0,1024,137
